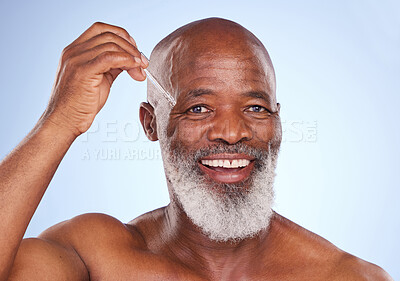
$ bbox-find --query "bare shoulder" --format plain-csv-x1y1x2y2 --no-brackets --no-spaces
40,212,133,238
270,213,345,261
125,206,167,245
39,212,146,250
270,213,393,280
9,213,147,280
330,253,393,281
8,214,121,281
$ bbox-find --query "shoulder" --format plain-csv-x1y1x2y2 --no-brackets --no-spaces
269,213,393,280
40,213,129,239
8,214,121,281
39,213,147,252
330,253,393,281
269,213,344,259
10,214,148,280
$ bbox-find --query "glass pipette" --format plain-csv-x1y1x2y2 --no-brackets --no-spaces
141,52,176,107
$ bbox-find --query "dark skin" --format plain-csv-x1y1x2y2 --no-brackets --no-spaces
0,18,393,281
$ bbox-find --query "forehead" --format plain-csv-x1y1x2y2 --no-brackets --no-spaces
169,40,276,103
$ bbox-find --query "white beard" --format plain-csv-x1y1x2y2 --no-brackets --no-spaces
161,141,279,242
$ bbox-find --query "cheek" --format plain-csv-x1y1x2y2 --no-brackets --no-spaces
251,117,282,143
167,116,282,148
167,119,209,148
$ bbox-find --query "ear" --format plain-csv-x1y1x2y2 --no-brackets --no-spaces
139,102,158,141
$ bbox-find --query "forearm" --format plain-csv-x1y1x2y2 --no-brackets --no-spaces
0,113,76,280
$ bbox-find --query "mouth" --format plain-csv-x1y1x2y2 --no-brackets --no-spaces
198,153,255,184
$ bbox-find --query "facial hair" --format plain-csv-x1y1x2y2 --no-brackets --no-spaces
162,141,280,243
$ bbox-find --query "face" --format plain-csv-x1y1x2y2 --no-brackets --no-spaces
154,39,282,241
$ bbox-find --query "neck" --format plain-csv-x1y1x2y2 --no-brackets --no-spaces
161,203,273,279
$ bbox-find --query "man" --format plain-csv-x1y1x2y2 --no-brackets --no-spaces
0,17,393,280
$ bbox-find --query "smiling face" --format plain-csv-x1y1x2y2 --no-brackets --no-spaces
144,18,282,241
167,49,281,187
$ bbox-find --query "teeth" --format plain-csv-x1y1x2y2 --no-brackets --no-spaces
200,159,251,168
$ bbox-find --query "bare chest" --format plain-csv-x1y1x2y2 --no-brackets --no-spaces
82,248,205,281
83,250,333,281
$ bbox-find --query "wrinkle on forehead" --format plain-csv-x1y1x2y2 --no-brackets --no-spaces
148,17,276,108
178,53,274,90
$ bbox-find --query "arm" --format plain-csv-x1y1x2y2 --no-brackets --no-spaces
0,22,148,281
0,117,76,280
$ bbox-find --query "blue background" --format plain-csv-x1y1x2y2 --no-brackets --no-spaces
0,0,398,278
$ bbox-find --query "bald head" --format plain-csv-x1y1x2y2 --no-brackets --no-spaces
147,17,276,110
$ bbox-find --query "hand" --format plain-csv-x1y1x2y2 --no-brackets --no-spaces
44,22,148,137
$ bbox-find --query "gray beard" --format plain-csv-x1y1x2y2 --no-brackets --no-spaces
161,141,279,242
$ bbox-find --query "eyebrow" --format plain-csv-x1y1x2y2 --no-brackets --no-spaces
241,91,273,105
181,88,273,105
185,88,215,99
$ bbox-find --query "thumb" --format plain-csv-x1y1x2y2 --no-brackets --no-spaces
104,68,123,87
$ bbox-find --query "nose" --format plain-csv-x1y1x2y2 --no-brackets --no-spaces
207,110,253,144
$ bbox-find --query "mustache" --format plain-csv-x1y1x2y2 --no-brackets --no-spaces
195,143,268,160
172,142,274,163
169,141,279,194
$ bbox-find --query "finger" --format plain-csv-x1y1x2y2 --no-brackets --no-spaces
85,51,143,82
70,42,138,65
66,31,147,68
127,67,146,81
70,43,146,81
68,22,137,50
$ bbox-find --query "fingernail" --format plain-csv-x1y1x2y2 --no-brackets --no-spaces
134,56,141,64
141,68,146,78
141,52,149,67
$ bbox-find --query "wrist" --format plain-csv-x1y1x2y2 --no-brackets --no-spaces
35,111,80,147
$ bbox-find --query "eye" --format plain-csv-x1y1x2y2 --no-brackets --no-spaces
247,105,267,113
188,105,210,113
